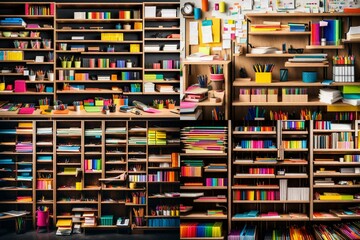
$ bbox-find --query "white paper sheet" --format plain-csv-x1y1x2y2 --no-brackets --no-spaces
201,25,213,43
223,39,231,49
189,21,199,45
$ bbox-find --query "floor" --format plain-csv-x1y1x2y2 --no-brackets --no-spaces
0,230,179,240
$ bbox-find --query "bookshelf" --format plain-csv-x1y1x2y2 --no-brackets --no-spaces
311,120,360,221
0,2,55,107
233,13,360,120
180,122,229,240
0,120,180,233
0,2,180,116
143,2,180,97
0,120,34,226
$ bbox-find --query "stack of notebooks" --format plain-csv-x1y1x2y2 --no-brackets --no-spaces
105,138,126,144
56,219,72,236
16,122,33,134
184,85,208,102
181,126,227,154
36,127,52,135
84,128,102,137
57,145,80,152
144,82,155,92
57,128,82,135
128,137,147,145
180,101,201,121
319,88,342,104
16,196,32,202
83,212,96,226
16,142,33,153
105,127,126,134
156,84,174,93
288,53,328,63
228,225,257,240
163,44,178,51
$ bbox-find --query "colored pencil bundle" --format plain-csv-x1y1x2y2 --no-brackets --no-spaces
181,126,227,154
234,190,279,201
181,160,203,177
180,222,223,238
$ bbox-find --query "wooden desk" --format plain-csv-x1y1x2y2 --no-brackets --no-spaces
0,211,29,234
0,108,180,119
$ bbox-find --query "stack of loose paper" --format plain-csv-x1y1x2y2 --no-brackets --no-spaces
319,88,342,104
347,26,360,40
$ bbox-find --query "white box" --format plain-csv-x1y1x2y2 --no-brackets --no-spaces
74,12,86,19
145,6,156,18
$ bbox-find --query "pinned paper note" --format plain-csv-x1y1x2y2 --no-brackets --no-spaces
242,0,253,10
189,21,199,45
199,46,211,55
223,39,231,49
201,25,213,43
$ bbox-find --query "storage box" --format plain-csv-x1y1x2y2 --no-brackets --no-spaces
100,215,113,226
251,94,266,102
130,44,140,53
134,22,143,30
282,94,308,102
14,80,26,92
239,94,250,102
255,72,272,83
267,94,278,102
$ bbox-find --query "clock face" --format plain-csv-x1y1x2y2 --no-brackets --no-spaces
183,3,194,14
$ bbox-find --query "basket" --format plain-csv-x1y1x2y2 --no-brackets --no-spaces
100,215,113,226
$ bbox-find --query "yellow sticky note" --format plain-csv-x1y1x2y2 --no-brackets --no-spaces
199,47,210,55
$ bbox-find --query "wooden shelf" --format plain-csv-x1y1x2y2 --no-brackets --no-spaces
233,200,309,203
56,29,143,33
232,185,279,190
245,53,296,58
56,67,143,70
284,61,329,67
249,31,311,35
314,161,360,166
180,186,227,190
180,213,227,220
232,215,309,221
56,40,143,43
246,13,360,17
180,237,224,240
56,19,143,23
233,131,276,135
233,99,331,106
233,148,277,152
233,79,360,87
314,184,360,188
306,45,344,49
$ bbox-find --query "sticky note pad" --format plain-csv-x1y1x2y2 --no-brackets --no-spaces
199,47,210,55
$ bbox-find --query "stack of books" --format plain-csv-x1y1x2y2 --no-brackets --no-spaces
288,53,327,63
56,219,72,236
83,212,96,226
184,85,208,102
16,142,33,153
319,88,342,104
288,23,307,32
156,84,174,93
163,44,178,51
180,101,201,120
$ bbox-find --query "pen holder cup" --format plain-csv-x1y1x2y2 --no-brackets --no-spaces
0,83,4,91
210,74,224,90
302,71,317,83
109,105,116,112
155,103,163,109
135,217,144,226
167,103,175,109
42,39,51,49
39,105,49,111
30,40,41,49
255,72,272,83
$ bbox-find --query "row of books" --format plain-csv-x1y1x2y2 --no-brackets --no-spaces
57,145,80,152
205,178,227,187
84,159,102,172
25,3,54,16
180,222,223,238
105,127,126,134
181,164,203,177
236,140,275,149
37,179,53,190
128,174,146,182
16,142,33,153
234,126,275,132
148,171,177,182
314,133,354,149
281,120,306,130
345,154,360,162
84,128,102,137
37,127,52,135
148,218,179,227
282,140,307,149
249,168,275,175
57,128,81,135
234,190,279,201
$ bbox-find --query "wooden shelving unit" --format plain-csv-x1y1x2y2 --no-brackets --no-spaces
180,122,230,239
0,2,55,106
0,2,180,114
232,12,360,120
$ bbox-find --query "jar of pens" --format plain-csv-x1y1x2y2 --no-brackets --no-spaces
39,98,50,111
209,65,224,90
153,100,164,109
254,63,274,83
73,101,82,112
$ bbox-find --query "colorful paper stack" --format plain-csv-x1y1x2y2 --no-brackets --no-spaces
16,142,33,153
180,222,223,238
181,126,227,154
181,160,203,177
85,159,102,172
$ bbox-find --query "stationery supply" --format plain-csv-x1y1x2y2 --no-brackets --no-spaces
180,222,223,238
253,63,274,72
332,55,355,82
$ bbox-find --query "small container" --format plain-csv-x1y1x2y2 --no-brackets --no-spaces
321,38,326,46
210,74,224,90
126,60,132,68
302,71,317,83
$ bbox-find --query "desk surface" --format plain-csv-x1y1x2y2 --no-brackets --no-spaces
0,108,180,119
0,212,28,220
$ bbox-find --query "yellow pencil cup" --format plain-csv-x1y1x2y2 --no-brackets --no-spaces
255,72,272,83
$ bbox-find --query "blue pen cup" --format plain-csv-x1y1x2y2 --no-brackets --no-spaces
302,71,317,83
280,69,288,82
194,8,202,20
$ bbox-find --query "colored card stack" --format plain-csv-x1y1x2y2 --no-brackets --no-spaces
205,178,227,186
181,160,203,177
148,171,177,182
234,190,279,201
180,222,223,238
84,159,102,172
